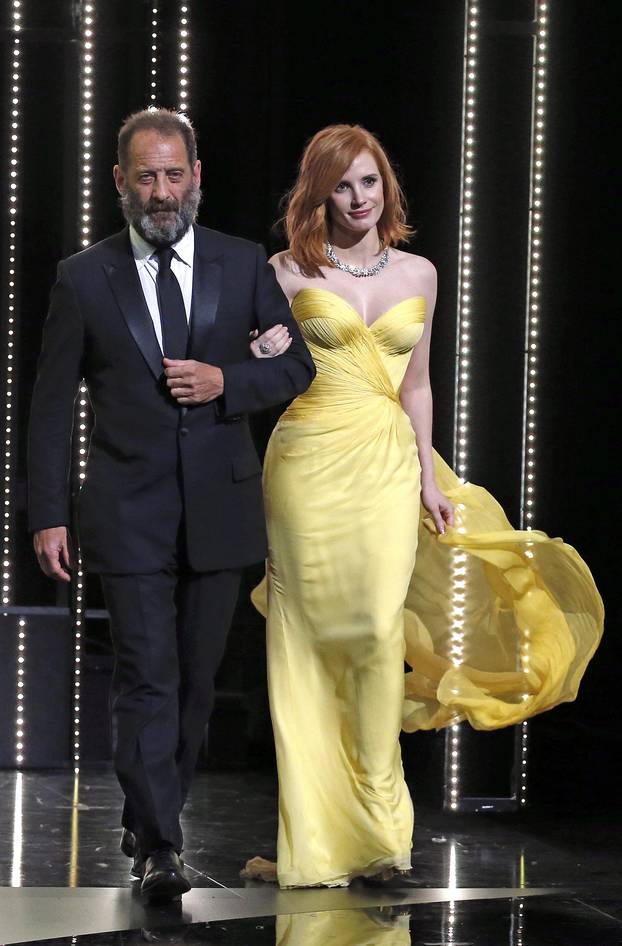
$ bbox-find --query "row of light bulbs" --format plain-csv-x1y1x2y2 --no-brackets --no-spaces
516,0,550,808
4,0,194,768
70,3,193,774
522,1,549,530
151,2,190,109
453,2,479,482
6,4,24,780
446,0,480,813
71,1,98,774
179,6,190,113
446,1,549,812
4,2,22,611
150,2,160,105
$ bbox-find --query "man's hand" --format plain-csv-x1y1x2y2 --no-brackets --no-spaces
33,526,72,582
163,358,224,405
250,324,292,359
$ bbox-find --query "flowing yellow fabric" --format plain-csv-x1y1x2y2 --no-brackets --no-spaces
276,908,411,946
253,288,603,889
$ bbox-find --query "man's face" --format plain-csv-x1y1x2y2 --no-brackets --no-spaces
113,129,202,247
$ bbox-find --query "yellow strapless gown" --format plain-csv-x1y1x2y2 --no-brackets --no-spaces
252,288,603,889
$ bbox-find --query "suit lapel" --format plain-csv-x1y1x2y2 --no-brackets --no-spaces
103,231,164,381
188,228,223,361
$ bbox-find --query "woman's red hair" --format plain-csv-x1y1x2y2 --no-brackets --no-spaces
284,124,412,278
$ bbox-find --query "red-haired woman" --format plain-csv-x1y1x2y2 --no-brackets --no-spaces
244,125,603,889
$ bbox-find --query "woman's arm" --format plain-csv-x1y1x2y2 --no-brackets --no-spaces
399,258,454,534
248,251,301,360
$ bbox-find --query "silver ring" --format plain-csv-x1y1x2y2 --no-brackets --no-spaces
259,342,272,355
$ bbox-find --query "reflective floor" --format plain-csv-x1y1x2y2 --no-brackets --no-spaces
0,770,620,944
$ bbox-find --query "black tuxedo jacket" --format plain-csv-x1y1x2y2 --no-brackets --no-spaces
28,225,315,573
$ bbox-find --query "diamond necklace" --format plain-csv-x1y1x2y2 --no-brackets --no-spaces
325,241,389,278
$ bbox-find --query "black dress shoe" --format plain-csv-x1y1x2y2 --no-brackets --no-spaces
141,848,191,902
120,828,136,858
120,829,144,878
130,850,146,880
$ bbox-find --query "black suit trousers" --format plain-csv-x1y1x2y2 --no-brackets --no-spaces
101,564,241,854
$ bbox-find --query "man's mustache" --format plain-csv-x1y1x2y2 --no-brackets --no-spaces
143,198,180,215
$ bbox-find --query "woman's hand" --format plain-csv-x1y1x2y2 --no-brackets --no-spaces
250,324,292,359
421,481,455,535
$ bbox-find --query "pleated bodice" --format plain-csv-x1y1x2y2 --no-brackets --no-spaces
284,288,426,421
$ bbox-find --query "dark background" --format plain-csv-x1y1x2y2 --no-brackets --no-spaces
0,1,619,809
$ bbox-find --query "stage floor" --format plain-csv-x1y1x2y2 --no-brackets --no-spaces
0,770,620,944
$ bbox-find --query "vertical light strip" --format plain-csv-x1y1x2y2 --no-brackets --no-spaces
149,1,160,106
443,900,457,946
445,0,480,813
2,1,24,607
69,772,80,886
443,841,459,943
510,897,526,946
178,3,190,113
446,550,468,811
15,617,26,765
72,0,96,775
520,0,548,532
11,771,23,887
516,718,529,805
511,851,527,944
453,0,479,481
72,532,85,775
447,839,458,893
517,898,526,946
13,619,26,886
80,5,95,252
517,0,549,808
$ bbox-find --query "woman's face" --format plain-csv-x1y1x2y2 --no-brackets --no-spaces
326,150,384,237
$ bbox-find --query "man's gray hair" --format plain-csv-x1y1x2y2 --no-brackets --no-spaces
117,108,198,169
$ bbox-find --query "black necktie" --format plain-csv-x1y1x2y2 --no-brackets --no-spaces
156,246,189,360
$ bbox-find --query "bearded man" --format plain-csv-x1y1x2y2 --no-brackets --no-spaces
28,109,315,902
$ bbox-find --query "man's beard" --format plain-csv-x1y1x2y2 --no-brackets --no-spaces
120,180,202,247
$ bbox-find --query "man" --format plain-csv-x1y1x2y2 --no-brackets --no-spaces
28,109,315,902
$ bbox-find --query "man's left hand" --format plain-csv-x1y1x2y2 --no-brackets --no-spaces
163,358,224,404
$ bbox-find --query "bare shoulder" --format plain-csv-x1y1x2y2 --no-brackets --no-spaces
390,250,437,317
268,249,288,269
268,251,308,301
392,249,437,283
268,250,301,275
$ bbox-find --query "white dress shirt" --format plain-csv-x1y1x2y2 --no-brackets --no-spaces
129,224,195,352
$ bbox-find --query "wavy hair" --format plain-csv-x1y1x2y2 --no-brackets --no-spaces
283,124,412,278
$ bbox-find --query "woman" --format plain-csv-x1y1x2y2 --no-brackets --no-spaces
244,125,603,889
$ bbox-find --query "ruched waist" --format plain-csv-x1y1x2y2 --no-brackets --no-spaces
285,384,401,419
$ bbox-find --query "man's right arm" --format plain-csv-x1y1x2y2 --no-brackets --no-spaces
28,261,85,581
